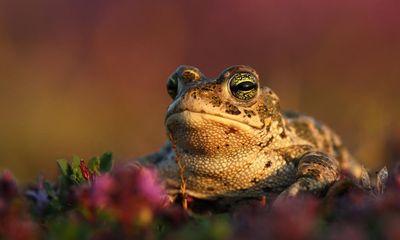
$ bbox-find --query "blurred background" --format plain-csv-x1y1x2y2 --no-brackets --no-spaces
0,0,399,183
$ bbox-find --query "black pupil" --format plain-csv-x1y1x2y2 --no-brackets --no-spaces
231,81,256,92
238,81,256,91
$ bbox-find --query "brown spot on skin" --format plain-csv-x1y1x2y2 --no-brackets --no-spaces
265,161,272,168
200,85,216,92
244,109,255,118
226,109,241,115
224,127,237,134
210,96,222,107
280,130,287,138
225,103,241,115
225,144,230,147
207,187,215,191
265,136,274,147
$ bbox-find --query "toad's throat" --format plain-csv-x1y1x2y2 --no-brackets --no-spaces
165,110,260,156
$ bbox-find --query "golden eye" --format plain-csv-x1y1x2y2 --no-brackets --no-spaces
229,72,258,100
166,77,178,99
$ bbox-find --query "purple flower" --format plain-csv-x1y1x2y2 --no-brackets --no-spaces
25,188,49,213
25,177,50,214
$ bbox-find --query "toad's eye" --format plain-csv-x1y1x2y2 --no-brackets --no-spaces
229,72,258,101
167,76,178,99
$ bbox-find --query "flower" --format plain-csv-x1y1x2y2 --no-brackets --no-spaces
25,176,51,216
135,167,167,206
80,159,92,182
91,174,115,208
0,170,18,202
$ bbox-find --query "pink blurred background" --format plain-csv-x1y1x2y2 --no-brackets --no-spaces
0,0,399,182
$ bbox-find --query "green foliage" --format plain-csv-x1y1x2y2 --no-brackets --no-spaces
88,156,100,175
174,215,231,240
56,153,113,186
71,155,84,184
46,216,92,240
99,152,113,173
26,153,114,222
57,159,68,176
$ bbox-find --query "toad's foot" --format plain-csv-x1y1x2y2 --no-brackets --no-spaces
275,151,340,204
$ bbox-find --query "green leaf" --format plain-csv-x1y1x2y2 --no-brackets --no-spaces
57,159,69,176
88,156,100,174
44,180,58,200
43,180,53,193
71,155,81,173
71,155,84,183
100,152,113,173
58,175,70,191
69,174,80,185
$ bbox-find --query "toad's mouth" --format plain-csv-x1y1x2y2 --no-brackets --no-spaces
165,110,263,131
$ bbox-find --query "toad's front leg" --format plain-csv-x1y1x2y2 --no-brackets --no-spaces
277,151,340,200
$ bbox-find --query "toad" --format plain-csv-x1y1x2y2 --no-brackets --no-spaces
137,65,364,209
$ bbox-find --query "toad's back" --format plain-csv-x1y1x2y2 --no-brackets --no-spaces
283,112,362,178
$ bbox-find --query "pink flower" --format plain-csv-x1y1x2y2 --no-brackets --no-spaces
0,170,18,202
91,175,115,208
136,168,167,206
